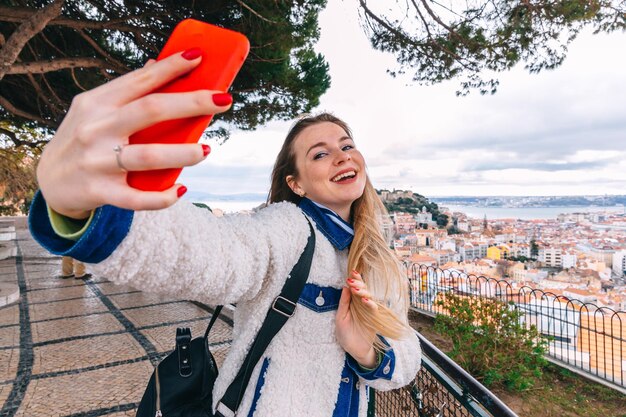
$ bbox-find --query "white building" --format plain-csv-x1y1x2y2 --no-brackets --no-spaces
436,239,456,252
590,246,615,268
612,250,626,276
380,213,394,246
423,249,459,266
509,243,530,258
540,247,563,268
562,252,577,269
393,212,417,234
415,207,434,225
458,242,488,261
495,233,516,244
557,212,587,223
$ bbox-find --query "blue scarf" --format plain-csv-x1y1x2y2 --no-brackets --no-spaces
298,198,354,250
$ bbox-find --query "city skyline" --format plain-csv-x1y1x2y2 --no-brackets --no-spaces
179,0,626,198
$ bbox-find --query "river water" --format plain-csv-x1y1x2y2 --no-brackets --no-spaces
443,205,625,220
197,200,625,220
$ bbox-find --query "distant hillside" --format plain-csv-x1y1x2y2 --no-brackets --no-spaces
377,190,449,227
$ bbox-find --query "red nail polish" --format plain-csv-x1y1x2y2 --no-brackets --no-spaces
182,48,202,60
354,288,360,292
177,186,187,198
202,144,211,157
212,93,233,107
347,278,354,283
363,298,369,302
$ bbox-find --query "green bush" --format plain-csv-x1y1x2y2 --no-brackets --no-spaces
434,293,548,391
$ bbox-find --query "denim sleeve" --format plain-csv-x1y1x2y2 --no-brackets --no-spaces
28,190,134,263
346,336,396,381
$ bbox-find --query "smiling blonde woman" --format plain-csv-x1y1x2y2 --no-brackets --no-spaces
29,50,421,417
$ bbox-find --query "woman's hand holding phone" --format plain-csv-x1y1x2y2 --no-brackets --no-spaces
37,51,232,219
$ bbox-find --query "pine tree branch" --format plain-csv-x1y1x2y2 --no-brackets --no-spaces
0,6,143,32
235,0,278,24
0,0,65,80
76,28,131,74
25,43,66,114
26,73,65,115
0,127,47,148
70,68,88,91
358,0,453,64
6,57,125,75
0,95,48,125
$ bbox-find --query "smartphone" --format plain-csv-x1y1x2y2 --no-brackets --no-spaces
127,19,250,191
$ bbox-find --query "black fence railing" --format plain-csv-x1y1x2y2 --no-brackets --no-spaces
375,332,518,417
407,263,626,394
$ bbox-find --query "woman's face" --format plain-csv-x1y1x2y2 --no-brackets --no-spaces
287,121,366,221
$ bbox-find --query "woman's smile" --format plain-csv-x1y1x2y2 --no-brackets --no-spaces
330,168,358,183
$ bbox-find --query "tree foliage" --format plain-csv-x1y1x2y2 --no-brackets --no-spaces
357,0,625,95
0,121,41,214
435,293,548,391
0,0,331,137
380,189,449,227
530,239,540,257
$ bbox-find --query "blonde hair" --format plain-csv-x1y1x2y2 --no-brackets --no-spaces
268,113,410,349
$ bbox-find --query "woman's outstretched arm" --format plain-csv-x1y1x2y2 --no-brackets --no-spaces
30,196,311,305
37,50,231,219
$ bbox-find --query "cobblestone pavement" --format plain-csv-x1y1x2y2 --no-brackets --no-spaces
0,219,233,417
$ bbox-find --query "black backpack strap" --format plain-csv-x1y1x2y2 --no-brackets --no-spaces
216,218,315,417
204,305,224,340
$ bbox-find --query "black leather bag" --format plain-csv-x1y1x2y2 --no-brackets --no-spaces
136,219,315,417
136,307,222,417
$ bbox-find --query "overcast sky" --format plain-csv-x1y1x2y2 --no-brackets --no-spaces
180,0,626,198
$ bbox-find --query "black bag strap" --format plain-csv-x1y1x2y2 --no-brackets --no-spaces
203,305,223,340
216,218,315,417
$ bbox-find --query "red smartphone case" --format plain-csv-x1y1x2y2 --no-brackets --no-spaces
127,19,250,191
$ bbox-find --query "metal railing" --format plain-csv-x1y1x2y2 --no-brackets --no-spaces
407,263,626,394
374,332,518,417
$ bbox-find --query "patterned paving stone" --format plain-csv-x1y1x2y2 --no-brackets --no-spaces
0,384,11,412
1,222,236,417
0,348,19,382
109,291,181,310
0,274,16,283
0,325,19,348
31,313,124,344
142,317,232,354
124,302,208,328
15,361,154,416
24,263,58,272
27,285,93,304
24,267,60,280
0,265,16,275
32,333,146,375
28,297,109,322
26,277,86,291
0,304,19,326
106,410,138,417
98,281,140,296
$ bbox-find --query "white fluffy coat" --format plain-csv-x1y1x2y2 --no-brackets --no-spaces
91,201,421,417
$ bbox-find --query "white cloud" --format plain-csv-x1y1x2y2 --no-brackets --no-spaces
181,0,626,198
